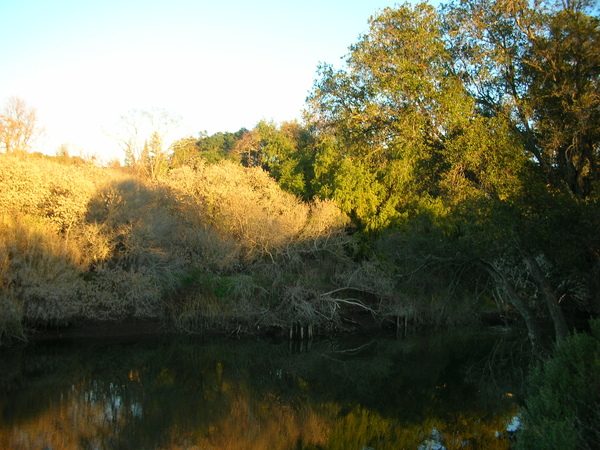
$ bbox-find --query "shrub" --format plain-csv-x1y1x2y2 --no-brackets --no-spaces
0,152,98,233
516,318,600,449
0,152,351,337
167,162,348,263
0,213,85,328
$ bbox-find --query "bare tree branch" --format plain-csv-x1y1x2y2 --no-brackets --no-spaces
0,96,42,153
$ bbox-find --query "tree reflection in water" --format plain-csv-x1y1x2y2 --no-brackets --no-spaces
0,330,524,449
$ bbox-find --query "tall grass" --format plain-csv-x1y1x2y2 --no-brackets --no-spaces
0,152,353,341
0,152,98,342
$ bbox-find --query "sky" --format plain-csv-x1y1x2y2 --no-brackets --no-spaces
0,0,400,162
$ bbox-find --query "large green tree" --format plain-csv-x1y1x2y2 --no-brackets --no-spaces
306,3,519,230
444,0,600,200
305,0,600,345
442,0,600,340
170,128,247,168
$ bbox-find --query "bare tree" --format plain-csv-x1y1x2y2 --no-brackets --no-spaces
0,96,41,153
108,108,180,179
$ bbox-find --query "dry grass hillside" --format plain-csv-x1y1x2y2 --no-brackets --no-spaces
0,152,365,343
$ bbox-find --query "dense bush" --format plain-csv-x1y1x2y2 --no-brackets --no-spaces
516,318,600,449
0,152,354,341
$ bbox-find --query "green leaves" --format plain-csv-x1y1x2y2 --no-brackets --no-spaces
349,3,446,103
445,0,600,199
516,318,600,449
306,2,481,230
306,0,600,237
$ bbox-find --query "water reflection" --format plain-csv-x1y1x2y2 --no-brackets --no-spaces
0,330,524,449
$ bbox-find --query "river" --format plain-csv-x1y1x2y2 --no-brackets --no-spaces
0,328,526,449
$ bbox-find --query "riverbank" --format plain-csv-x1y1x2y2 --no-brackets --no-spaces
25,318,168,342
22,307,512,345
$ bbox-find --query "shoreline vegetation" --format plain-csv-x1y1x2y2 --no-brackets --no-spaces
0,151,350,343
0,149,592,346
0,150,500,345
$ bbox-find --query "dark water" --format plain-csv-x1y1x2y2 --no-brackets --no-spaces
0,329,526,449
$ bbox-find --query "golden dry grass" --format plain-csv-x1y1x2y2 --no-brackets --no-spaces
0,152,350,341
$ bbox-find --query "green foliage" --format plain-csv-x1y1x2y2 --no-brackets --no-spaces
444,0,600,200
302,0,600,347
332,157,383,228
305,2,492,230
516,318,600,449
306,0,600,224
170,129,247,167
244,120,313,198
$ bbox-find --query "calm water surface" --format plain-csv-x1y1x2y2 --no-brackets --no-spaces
0,329,526,449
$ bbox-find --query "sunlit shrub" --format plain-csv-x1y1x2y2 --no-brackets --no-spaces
0,152,352,337
0,152,98,233
0,213,85,326
167,162,348,262
302,198,349,240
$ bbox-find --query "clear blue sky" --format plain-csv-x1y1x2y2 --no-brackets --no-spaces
0,0,422,161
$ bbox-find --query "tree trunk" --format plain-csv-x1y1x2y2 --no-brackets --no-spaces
523,255,569,342
479,260,542,353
